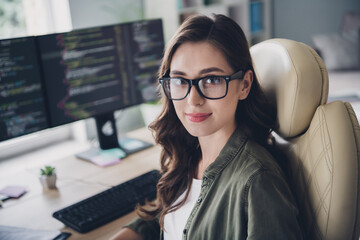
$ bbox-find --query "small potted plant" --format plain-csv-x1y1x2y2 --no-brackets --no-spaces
39,165,57,190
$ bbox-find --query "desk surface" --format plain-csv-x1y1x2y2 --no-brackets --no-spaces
0,127,161,239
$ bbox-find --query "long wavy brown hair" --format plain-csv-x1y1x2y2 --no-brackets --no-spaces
138,14,276,229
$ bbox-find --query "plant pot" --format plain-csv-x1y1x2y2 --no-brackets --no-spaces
39,174,57,190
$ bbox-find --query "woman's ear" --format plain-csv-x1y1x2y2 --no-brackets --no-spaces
238,70,253,100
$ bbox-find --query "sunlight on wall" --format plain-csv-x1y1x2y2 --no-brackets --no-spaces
23,0,72,35
0,0,27,38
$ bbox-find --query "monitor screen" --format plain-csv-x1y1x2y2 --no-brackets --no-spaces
37,19,164,127
0,37,48,141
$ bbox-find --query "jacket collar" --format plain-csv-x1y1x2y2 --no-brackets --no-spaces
202,127,248,180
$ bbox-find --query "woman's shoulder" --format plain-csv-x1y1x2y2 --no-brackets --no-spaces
229,138,285,181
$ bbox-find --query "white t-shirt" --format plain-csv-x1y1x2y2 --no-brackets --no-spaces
163,178,202,240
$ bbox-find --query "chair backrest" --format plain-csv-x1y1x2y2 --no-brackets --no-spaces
250,38,360,240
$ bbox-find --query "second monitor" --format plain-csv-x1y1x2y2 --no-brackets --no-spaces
37,19,164,150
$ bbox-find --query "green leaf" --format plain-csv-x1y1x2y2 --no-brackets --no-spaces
40,165,55,176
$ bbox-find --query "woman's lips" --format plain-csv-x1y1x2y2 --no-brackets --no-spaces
185,113,212,122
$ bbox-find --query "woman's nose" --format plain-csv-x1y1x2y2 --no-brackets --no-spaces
187,85,205,106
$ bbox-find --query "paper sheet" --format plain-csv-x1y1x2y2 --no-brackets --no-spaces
0,225,61,240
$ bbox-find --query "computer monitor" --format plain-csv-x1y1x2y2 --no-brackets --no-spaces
36,19,164,152
0,37,49,141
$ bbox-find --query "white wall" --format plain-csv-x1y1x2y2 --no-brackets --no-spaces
69,0,144,30
273,0,360,46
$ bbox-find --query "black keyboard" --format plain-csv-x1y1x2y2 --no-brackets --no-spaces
53,170,160,233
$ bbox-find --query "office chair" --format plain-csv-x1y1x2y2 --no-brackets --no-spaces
250,39,360,240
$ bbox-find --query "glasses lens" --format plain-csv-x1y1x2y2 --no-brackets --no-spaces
163,78,189,100
198,77,227,99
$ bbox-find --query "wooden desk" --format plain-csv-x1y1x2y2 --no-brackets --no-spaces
0,127,161,239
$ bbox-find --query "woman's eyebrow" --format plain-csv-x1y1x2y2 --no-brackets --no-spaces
170,67,225,76
169,70,185,76
199,67,225,74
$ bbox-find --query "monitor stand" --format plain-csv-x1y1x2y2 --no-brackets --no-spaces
76,112,153,167
95,112,121,150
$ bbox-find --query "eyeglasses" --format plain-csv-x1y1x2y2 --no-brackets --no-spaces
159,70,244,100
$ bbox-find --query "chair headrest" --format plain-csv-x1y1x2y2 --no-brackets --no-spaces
250,39,329,138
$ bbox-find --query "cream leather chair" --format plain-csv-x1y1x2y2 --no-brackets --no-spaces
250,39,360,240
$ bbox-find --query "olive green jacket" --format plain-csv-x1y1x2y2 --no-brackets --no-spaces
127,127,303,240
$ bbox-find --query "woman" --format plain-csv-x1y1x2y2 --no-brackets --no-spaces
111,14,303,240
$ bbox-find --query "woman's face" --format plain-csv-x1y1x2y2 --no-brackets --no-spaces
169,41,251,139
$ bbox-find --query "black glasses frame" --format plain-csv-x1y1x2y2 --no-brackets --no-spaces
159,70,245,100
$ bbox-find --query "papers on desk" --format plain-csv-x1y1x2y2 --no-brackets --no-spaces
0,225,70,240
76,137,153,167
76,147,125,167
0,186,27,198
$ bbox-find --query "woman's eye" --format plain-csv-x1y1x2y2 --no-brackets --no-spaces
171,78,187,86
204,77,222,84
